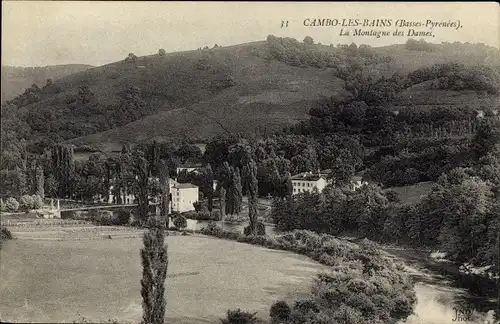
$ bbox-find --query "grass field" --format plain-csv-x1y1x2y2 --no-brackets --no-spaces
386,181,436,205
0,228,328,323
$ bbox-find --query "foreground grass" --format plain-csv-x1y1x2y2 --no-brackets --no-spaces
198,223,417,324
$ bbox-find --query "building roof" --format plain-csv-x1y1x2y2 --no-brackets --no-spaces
177,164,202,169
352,176,363,182
291,172,326,181
173,183,198,189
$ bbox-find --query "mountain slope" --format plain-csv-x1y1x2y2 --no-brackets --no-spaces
4,38,500,148
1,64,94,102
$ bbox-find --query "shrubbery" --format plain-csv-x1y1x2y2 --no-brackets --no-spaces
90,210,131,226
183,210,220,221
32,194,43,209
172,213,187,230
19,195,35,212
243,221,266,236
201,225,416,324
220,309,261,324
5,197,19,212
269,300,291,323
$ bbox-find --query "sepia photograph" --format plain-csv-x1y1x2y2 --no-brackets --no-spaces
1,1,499,324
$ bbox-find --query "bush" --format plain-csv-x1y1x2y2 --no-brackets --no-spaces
1,227,12,240
256,221,266,235
32,194,43,209
193,201,205,212
173,214,188,230
19,195,34,213
211,210,221,220
243,225,252,236
201,226,416,324
293,296,320,314
124,53,138,62
115,209,131,225
90,210,131,226
5,197,19,212
185,210,218,221
220,309,260,324
92,211,114,226
243,221,266,236
270,300,291,323
158,48,166,56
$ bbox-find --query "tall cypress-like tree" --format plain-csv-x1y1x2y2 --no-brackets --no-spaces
226,167,242,215
35,165,44,198
140,219,168,324
283,171,293,200
246,159,259,234
158,159,170,225
51,144,75,198
15,166,27,196
204,164,215,213
220,186,227,220
135,155,150,223
140,153,168,324
233,167,243,215
218,161,232,219
149,140,161,177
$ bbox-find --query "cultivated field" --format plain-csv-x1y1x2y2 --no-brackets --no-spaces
0,226,328,323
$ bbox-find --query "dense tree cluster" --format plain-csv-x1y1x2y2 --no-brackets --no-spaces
405,38,436,52
263,35,391,75
408,63,499,94
271,145,500,272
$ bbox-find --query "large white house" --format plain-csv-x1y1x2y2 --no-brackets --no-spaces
291,171,368,194
107,178,199,214
171,183,199,213
291,172,329,195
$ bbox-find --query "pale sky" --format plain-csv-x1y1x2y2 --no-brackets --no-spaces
2,1,499,67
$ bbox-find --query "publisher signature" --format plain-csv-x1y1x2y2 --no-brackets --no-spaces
452,308,472,322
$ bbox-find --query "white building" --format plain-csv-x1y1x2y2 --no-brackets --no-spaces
176,164,202,174
171,183,199,213
291,172,328,195
351,176,368,191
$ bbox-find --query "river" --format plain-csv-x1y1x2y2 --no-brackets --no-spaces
187,219,499,324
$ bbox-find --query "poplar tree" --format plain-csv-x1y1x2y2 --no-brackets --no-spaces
218,161,232,219
135,155,150,223
283,171,293,200
226,167,242,215
202,164,215,213
51,144,75,198
15,166,27,196
246,159,259,234
140,217,168,324
158,159,170,226
35,165,44,198
140,157,168,324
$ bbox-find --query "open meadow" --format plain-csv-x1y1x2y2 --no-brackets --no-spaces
0,226,329,323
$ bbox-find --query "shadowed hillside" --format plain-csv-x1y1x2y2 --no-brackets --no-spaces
1,64,94,102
